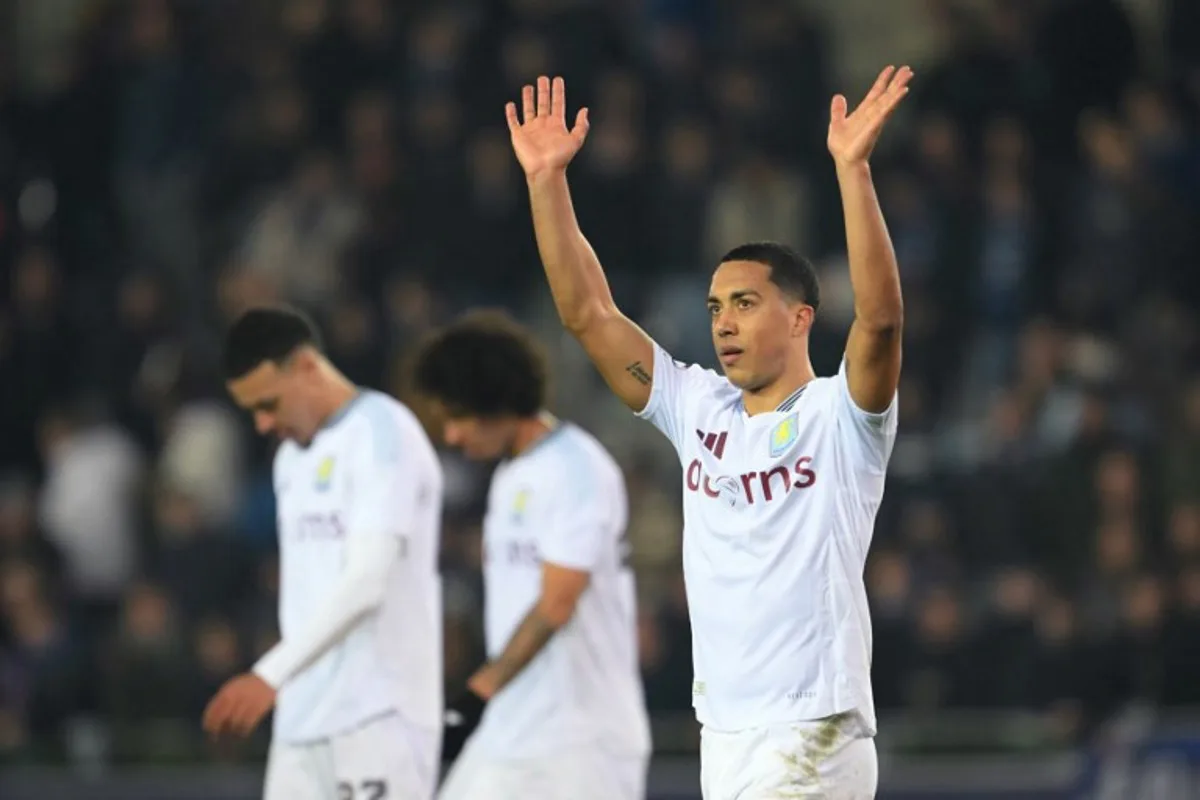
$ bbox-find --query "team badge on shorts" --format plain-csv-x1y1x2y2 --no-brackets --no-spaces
769,413,799,457
315,456,336,492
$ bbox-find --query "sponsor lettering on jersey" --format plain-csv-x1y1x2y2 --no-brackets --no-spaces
685,456,817,506
295,510,346,541
483,538,541,567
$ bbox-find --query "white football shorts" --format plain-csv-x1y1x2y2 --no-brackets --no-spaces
263,712,439,800
700,711,877,799
438,735,647,800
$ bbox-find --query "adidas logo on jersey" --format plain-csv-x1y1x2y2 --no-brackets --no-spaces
696,429,728,459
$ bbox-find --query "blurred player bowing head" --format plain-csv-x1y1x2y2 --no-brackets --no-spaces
411,310,651,800
507,67,911,799
206,306,445,800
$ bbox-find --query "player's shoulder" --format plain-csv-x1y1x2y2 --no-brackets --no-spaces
664,352,735,394
814,360,897,419
772,373,848,434
272,439,302,480
538,421,608,463
519,423,622,493
803,365,898,453
802,372,844,404
337,391,435,461
664,358,741,411
343,390,422,433
781,360,858,411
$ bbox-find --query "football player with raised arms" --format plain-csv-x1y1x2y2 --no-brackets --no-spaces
504,65,911,798
203,306,444,800
411,310,650,800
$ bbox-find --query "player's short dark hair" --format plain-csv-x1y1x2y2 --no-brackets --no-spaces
720,241,820,312
410,310,547,418
223,306,323,380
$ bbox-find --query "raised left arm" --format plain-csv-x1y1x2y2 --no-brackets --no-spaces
829,66,912,413
840,160,903,412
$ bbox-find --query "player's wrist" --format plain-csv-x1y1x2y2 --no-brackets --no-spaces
251,649,287,690
525,166,568,187
251,664,282,691
833,159,872,179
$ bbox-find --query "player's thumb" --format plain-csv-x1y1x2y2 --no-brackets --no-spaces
830,94,848,121
571,107,590,143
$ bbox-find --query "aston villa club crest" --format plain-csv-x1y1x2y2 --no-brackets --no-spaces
769,413,799,457
510,488,531,524
315,456,335,492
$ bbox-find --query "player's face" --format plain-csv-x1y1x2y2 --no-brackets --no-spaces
227,355,323,445
440,414,517,461
708,260,812,391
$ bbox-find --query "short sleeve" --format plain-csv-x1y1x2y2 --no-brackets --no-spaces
832,358,898,475
344,399,433,541
635,340,723,454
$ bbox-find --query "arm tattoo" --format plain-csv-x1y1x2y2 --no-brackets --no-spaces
488,608,558,692
625,361,652,386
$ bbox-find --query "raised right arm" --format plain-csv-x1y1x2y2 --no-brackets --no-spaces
526,168,655,410
508,76,655,412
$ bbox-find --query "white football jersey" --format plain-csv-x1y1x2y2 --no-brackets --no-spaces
470,423,651,759
637,342,897,733
271,391,443,742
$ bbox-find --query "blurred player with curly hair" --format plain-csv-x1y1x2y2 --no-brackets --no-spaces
412,310,650,800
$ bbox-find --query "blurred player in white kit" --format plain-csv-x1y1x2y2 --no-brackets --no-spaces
202,306,444,800
505,65,912,798
410,310,651,800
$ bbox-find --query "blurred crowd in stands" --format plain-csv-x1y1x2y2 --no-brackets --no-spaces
0,0,1198,766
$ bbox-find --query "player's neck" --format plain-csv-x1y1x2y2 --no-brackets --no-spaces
741,362,816,416
315,372,361,430
511,411,559,457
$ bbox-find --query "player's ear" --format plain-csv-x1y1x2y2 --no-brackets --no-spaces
790,303,814,338
291,347,321,376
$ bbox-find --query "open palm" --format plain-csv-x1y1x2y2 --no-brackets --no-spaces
827,65,913,166
506,76,590,177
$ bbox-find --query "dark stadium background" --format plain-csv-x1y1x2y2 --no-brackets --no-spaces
0,0,1198,798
